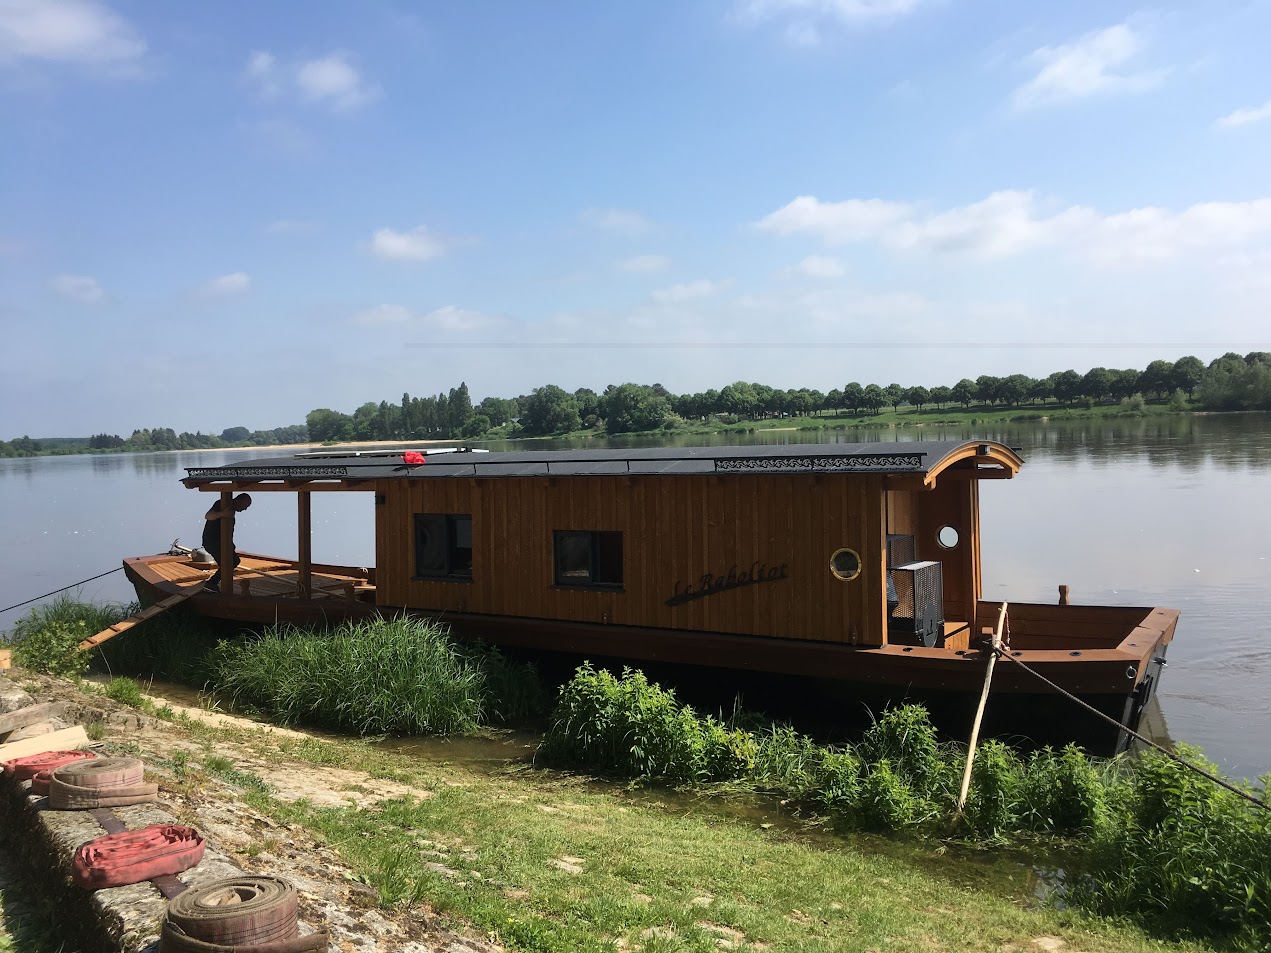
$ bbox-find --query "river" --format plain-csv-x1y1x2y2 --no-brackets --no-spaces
2,414,1268,780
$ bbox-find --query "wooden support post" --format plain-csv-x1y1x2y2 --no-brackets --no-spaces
298,491,312,600
1058,584,1070,606
219,490,234,595
956,601,1008,818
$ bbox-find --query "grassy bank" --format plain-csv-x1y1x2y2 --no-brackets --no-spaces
132,705,1216,953
539,666,1271,949
12,600,1267,947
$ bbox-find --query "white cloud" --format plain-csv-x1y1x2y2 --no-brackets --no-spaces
0,0,145,66
652,279,730,305
615,254,671,273
1215,99,1271,129
580,207,653,234
1013,24,1165,110
737,0,924,44
295,52,379,111
244,49,379,112
51,274,103,302
369,225,447,263
200,272,250,296
758,195,915,243
758,190,1271,265
793,254,846,278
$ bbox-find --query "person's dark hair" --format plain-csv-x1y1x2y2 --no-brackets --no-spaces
236,493,253,509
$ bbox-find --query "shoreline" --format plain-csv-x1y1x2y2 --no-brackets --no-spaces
7,407,1269,460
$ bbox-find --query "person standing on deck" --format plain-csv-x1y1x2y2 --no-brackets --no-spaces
202,494,251,593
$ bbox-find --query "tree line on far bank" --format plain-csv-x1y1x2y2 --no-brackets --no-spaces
5,352,1269,457
0,424,310,458
303,351,1271,442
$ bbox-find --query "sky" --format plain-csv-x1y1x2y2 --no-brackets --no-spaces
3,0,1270,438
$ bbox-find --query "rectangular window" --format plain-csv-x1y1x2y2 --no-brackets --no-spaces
554,530,623,589
414,514,473,580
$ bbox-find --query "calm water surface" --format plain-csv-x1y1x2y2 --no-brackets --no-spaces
2,415,1268,779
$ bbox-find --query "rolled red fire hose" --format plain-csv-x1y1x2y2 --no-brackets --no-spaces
160,876,327,952
72,824,205,889
49,757,158,809
3,750,99,794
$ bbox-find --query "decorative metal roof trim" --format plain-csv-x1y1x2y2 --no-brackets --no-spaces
186,465,349,479
714,453,925,472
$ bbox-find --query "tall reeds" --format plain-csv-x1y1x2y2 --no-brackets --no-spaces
209,615,545,735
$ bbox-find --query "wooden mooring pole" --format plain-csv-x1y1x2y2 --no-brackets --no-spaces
955,601,1009,816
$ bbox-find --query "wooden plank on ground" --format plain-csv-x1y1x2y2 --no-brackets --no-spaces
0,725,89,762
0,702,67,736
78,589,199,649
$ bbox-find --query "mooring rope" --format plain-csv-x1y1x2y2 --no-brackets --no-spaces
0,567,123,616
992,645,1271,814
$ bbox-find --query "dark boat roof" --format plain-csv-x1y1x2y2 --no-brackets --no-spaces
184,440,1022,484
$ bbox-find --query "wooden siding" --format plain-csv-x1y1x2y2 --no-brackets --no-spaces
376,473,888,645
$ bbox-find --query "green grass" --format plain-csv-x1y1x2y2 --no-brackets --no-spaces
102,675,146,707
118,692,1216,953
208,615,546,735
243,756,1209,953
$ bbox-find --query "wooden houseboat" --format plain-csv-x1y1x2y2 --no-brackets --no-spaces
123,440,1178,752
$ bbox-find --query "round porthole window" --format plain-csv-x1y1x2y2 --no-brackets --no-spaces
829,548,862,581
937,525,960,549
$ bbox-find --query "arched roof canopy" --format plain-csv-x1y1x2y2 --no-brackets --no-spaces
923,440,1023,488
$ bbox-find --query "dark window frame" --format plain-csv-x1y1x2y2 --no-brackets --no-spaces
553,530,624,590
413,513,473,582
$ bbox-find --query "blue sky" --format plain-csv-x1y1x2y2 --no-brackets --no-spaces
3,0,1270,437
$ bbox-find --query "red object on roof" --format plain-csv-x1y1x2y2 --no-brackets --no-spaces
402,451,426,465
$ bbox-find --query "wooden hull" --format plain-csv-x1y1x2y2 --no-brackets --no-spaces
124,552,1176,754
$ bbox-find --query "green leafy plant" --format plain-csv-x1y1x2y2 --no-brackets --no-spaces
11,618,91,677
538,664,753,783
961,740,1024,839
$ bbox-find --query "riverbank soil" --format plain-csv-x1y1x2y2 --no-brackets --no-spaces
5,671,1220,953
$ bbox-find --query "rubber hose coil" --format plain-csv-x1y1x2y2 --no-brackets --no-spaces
49,757,158,809
3,750,99,794
160,876,327,952
3,749,98,780
72,824,206,889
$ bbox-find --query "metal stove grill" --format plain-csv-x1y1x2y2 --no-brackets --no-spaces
888,560,944,647
886,534,916,568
